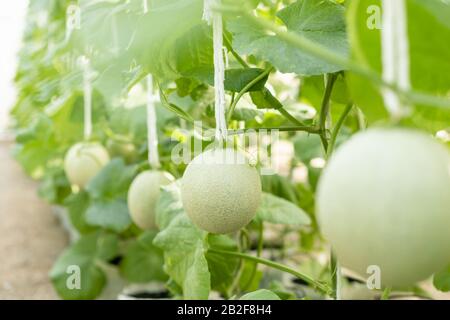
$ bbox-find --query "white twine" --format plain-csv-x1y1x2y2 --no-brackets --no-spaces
203,0,228,142
381,0,411,119
202,0,214,23
143,0,149,14
146,75,161,169
78,56,93,140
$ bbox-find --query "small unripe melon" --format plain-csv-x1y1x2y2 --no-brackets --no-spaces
128,170,174,230
106,139,138,164
181,148,262,234
317,128,450,288
64,142,110,188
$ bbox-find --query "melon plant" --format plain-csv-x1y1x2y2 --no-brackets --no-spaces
64,142,110,189
128,170,175,230
181,148,262,234
317,129,450,287
9,0,450,301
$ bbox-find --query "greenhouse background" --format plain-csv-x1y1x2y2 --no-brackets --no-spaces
1,0,450,302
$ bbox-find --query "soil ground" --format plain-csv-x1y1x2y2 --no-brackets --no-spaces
0,141,68,299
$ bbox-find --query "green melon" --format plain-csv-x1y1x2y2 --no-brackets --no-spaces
128,170,174,230
106,138,138,164
64,142,110,188
317,128,450,288
181,148,262,234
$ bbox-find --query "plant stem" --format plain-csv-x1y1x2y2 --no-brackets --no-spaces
257,223,264,256
228,125,321,135
242,222,264,291
227,68,273,123
318,74,338,152
217,4,450,109
330,251,339,300
355,107,367,130
223,34,249,68
229,229,250,296
279,107,306,126
327,102,353,159
315,75,346,300
157,80,194,123
124,68,147,93
209,248,332,295
230,92,235,110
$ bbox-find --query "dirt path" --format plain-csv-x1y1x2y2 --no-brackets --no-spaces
0,141,68,299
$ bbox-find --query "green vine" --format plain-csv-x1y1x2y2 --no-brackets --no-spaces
209,248,333,296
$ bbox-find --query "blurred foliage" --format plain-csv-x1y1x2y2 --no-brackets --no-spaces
10,0,450,300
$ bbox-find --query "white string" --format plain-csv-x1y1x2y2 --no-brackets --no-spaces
381,0,411,119
78,56,93,140
143,0,149,14
394,0,411,95
146,75,161,169
202,0,214,23
203,0,228,142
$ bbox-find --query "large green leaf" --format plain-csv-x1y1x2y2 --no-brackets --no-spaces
74,0,211,98
65,191,97,234
171,24,214,81
84,159,136,232
261,173,299,204
293,131,324,164
256,192,311,226
153,183,211,299
229,0,348,75
13,115,60,177
50,232,118,300
240,289,281,300
204,68,269,93
250,88,284,110
86,159,136,199
120,231,167,283
433,266,450,292
154,183,240,298
129,0,211,81
85,199,132,233
231,107,264,121
69,1,142,103
75,0,136,58
108,105,149,140
154,182,185,230
205,234,239,295
38,167,72,205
